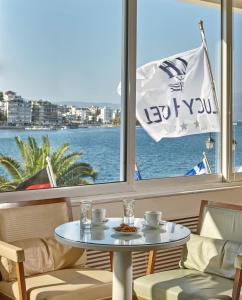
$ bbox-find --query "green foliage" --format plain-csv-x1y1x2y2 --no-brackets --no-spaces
0,92,3,101
0,135,97,192
0,111,6,122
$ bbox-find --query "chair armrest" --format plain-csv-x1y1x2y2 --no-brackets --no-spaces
0,240,25,262
235,255,242,270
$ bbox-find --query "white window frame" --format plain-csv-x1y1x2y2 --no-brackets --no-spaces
0,0,241,203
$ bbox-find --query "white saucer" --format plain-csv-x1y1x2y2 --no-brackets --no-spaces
92,219,109,226
142,220,167,229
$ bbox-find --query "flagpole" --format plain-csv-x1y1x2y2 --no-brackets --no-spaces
203,151,212,174
198,20,220,115
46,157,57,187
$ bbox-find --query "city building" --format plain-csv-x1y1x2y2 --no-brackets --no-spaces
6,93,32,125
99,106,113,124
3,91,16,102
32,100,60,125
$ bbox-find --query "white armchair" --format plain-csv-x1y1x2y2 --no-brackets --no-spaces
134,200,242,300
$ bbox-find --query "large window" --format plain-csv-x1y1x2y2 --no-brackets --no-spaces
136,0,221,180
0,0,240,198
0,0,123,193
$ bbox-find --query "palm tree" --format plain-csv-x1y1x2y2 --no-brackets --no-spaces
0,135,97,191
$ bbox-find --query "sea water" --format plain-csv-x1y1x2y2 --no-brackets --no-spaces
0,124,241,184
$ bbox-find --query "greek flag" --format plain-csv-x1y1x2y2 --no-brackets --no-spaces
135,163,142,180
185,159,208,176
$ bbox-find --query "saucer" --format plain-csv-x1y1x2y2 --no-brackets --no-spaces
92,219,109,226
142,220,167,229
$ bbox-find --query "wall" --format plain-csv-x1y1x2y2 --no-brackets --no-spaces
72,186,242,220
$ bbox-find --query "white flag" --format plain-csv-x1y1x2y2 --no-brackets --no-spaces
135,45,220,142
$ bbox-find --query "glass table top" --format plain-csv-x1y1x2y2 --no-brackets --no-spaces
55,218,191,252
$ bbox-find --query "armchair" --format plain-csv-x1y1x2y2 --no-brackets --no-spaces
134,200,242,300
0,198,112,300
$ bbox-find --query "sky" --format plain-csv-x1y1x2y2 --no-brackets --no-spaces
0,0,241,116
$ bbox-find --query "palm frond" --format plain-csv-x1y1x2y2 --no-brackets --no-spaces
51,143,70,168
0,155,23,180
15,136,33,171
0,175,9,184
42,135,51,156
53,152,81,176
0,182,17,192
56,162,97,186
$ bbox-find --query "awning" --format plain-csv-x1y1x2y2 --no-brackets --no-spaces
180,0,242,12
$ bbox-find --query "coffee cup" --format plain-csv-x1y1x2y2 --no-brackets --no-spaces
92,208,106,224
144,211,162,228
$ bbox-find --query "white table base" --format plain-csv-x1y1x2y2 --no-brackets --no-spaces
113,251,132,300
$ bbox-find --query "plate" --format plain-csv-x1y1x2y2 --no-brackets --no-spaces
112,227,140,235
142,220,167,229
92,219,109,226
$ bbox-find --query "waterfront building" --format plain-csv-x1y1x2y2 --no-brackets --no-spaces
79,108,91,123
89,105,100,116
3,90,16,102
7,95,32,125
112,109,120,120
99,106,113,124
32,100,60,125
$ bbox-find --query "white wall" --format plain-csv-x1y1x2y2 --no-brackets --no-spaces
72,186,242,220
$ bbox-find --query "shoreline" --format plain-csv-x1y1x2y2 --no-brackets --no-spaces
0,124,123,131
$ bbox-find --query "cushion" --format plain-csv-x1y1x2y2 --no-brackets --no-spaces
0,202,70,243
133,269,234,300
0,237,86,282
0,267,112,300
180,234,242,279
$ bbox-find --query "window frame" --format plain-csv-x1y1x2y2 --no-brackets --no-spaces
0,0,240,203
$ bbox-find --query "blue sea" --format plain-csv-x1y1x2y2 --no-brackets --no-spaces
0,124,241,183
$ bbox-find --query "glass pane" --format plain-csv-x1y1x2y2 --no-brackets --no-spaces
0,0,123,192
233,2,242,175
136,0,221,180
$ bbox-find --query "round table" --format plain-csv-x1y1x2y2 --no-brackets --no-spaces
55,218,190,300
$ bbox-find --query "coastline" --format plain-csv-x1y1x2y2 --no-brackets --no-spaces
0,124,124,131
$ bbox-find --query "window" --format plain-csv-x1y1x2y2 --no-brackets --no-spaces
136,0,221,180
0,0,240,199
233,2,242,178
0,0,124,194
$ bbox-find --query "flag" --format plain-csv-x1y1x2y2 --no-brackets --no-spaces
185,159,208,176
135,163,142,180
118,45,220,142
16,165,56,191
235,165,242,173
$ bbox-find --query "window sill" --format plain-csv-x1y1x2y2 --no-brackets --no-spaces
0,174,242,205
70,175,242,205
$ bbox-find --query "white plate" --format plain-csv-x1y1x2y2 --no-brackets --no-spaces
142,220,167,229
92,219,109,226
112,227,140,235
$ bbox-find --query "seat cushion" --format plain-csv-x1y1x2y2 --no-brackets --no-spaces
180,233,242,279
134,269,235,300
0,237,86,282
0,267,112,300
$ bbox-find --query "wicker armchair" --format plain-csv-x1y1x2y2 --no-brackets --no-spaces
0,198,112,300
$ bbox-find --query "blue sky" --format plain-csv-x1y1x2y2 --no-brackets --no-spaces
0,0,241,113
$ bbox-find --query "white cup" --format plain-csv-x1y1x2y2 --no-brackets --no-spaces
92,208,106,224
144,211,162,228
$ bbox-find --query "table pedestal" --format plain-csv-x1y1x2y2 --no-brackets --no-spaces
112,251,132,300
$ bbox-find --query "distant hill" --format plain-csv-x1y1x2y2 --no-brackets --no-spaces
59,101,120,109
